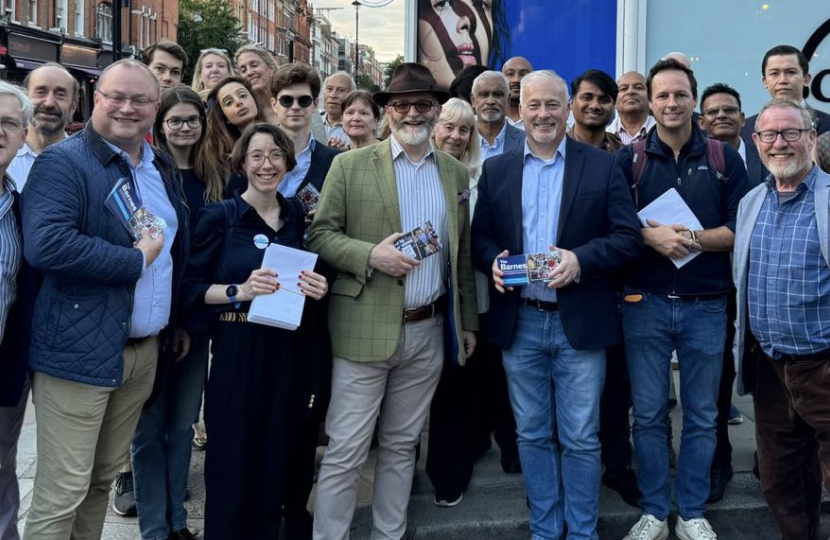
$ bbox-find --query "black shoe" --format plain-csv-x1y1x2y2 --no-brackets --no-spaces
602,468,642,509
707,464,734,504
112,471,137,517
168,528,201,540
500,454,522,474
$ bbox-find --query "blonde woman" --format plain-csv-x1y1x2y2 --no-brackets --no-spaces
235,44,279,125
191,48,234,97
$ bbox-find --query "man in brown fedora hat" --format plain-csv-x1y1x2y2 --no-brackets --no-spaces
308,62,478,539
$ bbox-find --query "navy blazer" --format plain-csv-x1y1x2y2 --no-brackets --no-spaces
503,122,526,153
743,135,769,188
742,107,830,139
471,138,643,350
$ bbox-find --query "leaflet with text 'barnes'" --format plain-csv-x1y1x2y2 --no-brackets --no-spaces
295,183,320,214
104,177,167,241
394,221,443,260
498,251,562,286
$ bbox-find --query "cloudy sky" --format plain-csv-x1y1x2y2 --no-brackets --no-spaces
317,0,406,62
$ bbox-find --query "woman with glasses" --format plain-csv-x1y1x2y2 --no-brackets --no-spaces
341,90,382,150
183,123,328,539
425,98,488,508
201,77,263,197
191,49,234,98
235,44,280,126
130,86,211,540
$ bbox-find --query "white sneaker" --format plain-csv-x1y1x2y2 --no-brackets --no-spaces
622,514,669,540
675,517,718,540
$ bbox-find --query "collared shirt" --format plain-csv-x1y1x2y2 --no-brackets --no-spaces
6,143,38,191
507,116,525,131
105,140,179,338
391,135,447,309
280,135,315,198
606,115,656,145
737,138,747,167
567,125,624,153
520,139,567,303
0,176,20,345
322,112,351,146
479,121,508,161
748,167,830,357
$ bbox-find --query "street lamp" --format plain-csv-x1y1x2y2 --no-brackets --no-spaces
350,0,394,83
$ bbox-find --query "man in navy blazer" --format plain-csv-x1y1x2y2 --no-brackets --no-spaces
471,70,642,540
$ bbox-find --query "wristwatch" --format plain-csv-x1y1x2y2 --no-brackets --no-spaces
226,284,239,304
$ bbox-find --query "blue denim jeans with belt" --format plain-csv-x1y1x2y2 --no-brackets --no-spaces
502,306,605,540
623,290,725,521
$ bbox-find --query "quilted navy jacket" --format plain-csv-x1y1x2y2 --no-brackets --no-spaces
21,123,189,387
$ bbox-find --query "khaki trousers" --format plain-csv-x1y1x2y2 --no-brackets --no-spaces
24,337,157,540
313,316,444,540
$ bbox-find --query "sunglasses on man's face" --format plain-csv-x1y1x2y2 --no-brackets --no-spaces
278,95,314,109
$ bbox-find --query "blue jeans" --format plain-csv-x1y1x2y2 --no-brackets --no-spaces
623,291,725,521
132,333,210,540
502,306,605,540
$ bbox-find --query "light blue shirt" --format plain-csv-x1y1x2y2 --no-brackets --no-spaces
520,139,567,303
6,143,38,191
322,112,351,146
0,176,20,346
479,122,507,162
105,140,178,338
279,135,315,198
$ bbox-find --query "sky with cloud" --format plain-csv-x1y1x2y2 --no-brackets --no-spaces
316,0,407,62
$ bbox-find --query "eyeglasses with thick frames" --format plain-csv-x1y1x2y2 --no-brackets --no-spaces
755,128,810,143
245,151,285,166
165,116,203,130
0,117,23,132
277,95,314,108
388,101,435,114
97,90,158,108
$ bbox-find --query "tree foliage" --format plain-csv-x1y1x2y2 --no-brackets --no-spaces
383,55,404,89
178,0,246,85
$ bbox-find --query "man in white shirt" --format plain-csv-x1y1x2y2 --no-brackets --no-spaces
606,71,656,145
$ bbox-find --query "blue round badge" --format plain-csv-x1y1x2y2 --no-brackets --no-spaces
253,234,269,249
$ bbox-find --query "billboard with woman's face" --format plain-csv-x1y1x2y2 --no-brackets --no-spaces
417,0,616,91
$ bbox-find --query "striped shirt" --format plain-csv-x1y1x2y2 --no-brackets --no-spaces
391,136,447,308
606,115,656,145
0,176,21,346
748,167,830,357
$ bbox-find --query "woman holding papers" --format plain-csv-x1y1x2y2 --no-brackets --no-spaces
183,122,328,539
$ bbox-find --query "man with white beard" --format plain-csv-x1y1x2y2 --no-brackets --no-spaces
307,62,478,540
471,71,525,162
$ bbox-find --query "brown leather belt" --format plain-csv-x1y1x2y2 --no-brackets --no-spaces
522,298,559,312
125,336,151,347
219,312,248,323
403,295,447,324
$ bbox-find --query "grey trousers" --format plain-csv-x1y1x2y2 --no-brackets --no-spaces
313,315,445,540
0,377,30,540
24,337,157,540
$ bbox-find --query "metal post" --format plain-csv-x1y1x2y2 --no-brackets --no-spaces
352,0,360,80
113,0,122,60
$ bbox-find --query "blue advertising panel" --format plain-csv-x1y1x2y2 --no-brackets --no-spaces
416,0,617,91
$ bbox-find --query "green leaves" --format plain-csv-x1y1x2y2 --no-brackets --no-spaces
178,0,246,85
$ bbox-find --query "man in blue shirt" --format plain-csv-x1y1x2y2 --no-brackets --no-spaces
471,71,525,163
734,98,830,540
21,59,189,540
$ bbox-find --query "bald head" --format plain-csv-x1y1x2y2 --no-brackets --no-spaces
25,63,79,135
502,57,533,103
662,52,691,69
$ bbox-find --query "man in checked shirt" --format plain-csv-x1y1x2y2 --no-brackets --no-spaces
733,97,830,540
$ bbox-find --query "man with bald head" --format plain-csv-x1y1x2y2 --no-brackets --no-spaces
22,59,189,540
607,71,656,144
7,63,77,190
501,56,533,127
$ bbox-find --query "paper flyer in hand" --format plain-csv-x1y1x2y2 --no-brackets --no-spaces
497,251,562,286
295,184,321,214
394,221,443,260
104,177,167,241
248,243,318,331
637,188,702,269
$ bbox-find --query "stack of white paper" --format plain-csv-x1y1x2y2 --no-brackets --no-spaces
248,244,318,330
637,188,703,269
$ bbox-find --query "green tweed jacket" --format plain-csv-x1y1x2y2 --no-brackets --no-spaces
306,139,479,365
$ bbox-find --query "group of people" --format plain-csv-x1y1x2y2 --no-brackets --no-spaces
0,34,828,540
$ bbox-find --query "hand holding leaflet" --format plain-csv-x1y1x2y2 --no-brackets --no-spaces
637,188,702,269
248,244,318,330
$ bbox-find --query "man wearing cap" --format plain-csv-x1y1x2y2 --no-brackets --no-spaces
307,62,478,540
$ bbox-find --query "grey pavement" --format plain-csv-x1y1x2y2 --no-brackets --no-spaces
13,370,823,539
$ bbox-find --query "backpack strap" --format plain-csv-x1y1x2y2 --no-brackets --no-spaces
705,137,727,182
631,139,649,188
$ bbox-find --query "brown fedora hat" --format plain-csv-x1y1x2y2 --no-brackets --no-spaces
373,62,451,107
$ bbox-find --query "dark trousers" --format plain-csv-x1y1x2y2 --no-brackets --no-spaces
426,315,518,498
712,294,737,470
204,322,294,540
754,352,829,540
599,341,633,474
283,414,321,539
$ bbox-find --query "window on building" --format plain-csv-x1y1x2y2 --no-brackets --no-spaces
1,0,16,21
29,0,37,25
96,1,112,43
56,0,68,31
74,0,84,35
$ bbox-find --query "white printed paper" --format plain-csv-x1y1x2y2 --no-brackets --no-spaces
637,188,703,269
248,244,318,330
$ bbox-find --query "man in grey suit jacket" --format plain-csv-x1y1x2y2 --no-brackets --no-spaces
733,98,830,540
471,71,525,163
